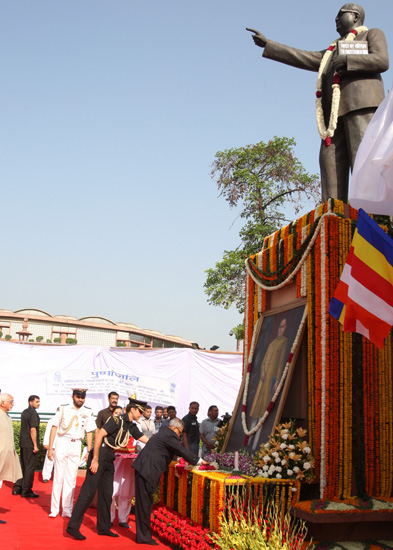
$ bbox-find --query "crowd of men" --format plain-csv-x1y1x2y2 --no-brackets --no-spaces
0,390,221,545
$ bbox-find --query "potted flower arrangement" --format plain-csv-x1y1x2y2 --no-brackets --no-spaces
254,421,314,482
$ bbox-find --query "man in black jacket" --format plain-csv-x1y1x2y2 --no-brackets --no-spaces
13,395,40,498
132,417,208,545
66,397,149,541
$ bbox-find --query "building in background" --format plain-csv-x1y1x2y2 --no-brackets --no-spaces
0,308,193,349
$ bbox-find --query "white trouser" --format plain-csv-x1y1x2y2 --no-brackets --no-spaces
110,456,135,523
50,437,81,517
42,451,55,481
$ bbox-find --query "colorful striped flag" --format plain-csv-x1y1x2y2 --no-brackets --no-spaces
329,208,393,349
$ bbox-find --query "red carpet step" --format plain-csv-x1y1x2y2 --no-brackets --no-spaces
0,473,170,550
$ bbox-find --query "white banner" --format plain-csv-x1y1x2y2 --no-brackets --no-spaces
0,341,242,421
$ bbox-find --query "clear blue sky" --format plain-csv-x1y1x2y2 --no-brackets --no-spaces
1,1,392,351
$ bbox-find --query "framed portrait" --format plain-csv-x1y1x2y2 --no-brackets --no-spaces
223,301,307,454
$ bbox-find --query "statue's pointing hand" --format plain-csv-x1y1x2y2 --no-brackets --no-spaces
246,28,267,48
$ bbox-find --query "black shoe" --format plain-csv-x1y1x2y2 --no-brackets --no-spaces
21,491,39,498
66,527,86,540
12,487,21,495
137,540,159,546
98,530,119,537
42,479,49,483
118,522,130,528
0,519,6,524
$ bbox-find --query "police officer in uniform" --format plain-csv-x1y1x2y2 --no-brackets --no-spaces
48,389,96,518
66,397,149,541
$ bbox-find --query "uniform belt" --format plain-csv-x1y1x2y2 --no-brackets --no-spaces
70,438,82,442
102,442,116,453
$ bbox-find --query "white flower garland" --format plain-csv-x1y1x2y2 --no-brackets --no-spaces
244,207,337,496
316,27,368,144
241,304,308,437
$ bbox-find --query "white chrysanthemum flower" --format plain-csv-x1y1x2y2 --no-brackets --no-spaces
287,469,293,476
264,443,270,449
263,465,269,471
282,433,289,440
275,458,281,464
288,444,295,450
281,459,287,465
263,455,271,463
304,447,311,454
272,451,279,458
289,452,296,459
280,443,287,449
293,466,300,473
276,466,282,472
276,473,282,479
304,462,311,470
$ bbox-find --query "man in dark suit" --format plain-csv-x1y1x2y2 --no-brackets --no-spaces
247,3,389,203
132,417,208,545
66,397,149,541
13,395,40,498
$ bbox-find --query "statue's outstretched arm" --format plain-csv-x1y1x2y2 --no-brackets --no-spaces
246,28,267,48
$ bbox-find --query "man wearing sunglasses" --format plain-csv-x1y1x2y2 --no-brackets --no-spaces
132,417,209,545
47,388,96,519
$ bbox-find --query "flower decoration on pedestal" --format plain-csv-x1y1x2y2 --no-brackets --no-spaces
254,420,315,482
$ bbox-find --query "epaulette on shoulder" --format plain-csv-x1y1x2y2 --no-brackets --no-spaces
84,406,92,410
61,403,69,407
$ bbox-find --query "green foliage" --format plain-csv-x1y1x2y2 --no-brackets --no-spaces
204,137,319,315
36,336,44,342
0,331,3,338
66,337,77,345
53,337,61,343
231,323,244,341
12,422,47,470
213,486,314,550
213,422,229,453
5,334,12,341
12,421,90,471
46,339,52,343
116,341,127,347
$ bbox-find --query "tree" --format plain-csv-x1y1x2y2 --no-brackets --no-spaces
204,137,319,316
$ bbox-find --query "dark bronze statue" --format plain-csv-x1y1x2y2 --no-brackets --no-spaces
247,4,389,203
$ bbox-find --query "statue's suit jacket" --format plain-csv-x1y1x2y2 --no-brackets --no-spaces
263,28,389,121
132,425,199,488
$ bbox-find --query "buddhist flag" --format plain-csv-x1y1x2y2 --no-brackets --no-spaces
329,208,393,348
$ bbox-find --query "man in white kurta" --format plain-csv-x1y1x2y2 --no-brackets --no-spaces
48,389,96,518
0,393,23,523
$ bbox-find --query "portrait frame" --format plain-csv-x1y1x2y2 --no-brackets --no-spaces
223,300,307,454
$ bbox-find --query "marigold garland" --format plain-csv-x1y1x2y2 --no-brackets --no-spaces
242,198,393,501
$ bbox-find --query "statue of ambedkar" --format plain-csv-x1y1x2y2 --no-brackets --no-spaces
247,4,389,203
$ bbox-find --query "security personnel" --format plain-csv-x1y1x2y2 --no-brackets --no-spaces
48,389,96,518
12,395,40,497
66,397,149,541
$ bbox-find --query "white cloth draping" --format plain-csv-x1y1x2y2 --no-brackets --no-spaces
349,83,393,215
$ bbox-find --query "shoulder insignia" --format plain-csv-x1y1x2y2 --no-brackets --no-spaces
61,403,69,407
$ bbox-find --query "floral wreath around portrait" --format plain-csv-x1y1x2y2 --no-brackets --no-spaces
241,305,308,442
